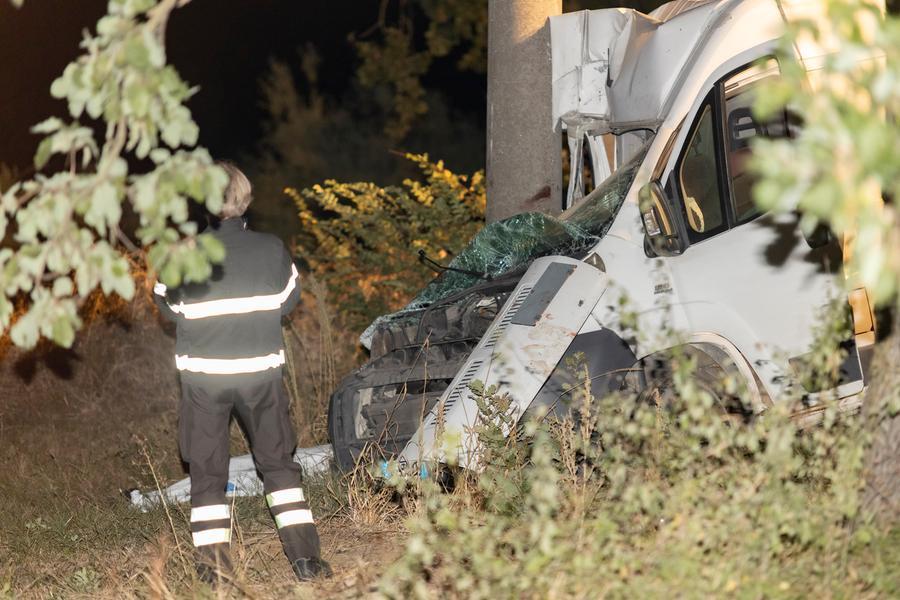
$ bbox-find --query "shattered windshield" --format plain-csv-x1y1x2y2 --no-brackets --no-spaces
407,212,594,307
408,139,651,308
360,137,651,346
560,145,648,234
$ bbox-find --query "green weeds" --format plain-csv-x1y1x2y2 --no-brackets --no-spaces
379,346,899,599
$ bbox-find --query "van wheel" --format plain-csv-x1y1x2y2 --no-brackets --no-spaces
635,348,752,425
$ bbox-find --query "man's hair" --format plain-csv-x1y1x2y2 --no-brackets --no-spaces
217,161,253,219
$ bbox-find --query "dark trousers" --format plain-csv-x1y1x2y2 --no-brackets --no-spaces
179,375,322,562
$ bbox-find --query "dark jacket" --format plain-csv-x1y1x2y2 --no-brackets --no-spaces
154,218,300,381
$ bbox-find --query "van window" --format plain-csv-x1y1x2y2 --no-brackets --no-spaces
678,103,725,241
723,59,786,223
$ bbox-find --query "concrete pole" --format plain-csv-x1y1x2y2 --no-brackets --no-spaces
486,0,562,223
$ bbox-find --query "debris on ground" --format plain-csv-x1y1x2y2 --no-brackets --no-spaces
128,445,333,510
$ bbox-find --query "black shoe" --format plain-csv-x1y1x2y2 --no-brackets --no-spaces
197,563,232,586
196,546,234,585
291,557,333,581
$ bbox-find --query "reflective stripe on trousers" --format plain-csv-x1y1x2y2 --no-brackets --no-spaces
266,485,320,559
190,504,232,547
267,487,316,529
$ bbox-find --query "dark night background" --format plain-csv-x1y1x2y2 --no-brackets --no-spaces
0,0,505,237
0,1,396,170
3,0,897,187
0,0,666,238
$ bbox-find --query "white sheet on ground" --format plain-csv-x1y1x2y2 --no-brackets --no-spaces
129,445,333,512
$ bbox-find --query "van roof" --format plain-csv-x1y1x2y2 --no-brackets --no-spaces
551,0,744,131
551,0,886,132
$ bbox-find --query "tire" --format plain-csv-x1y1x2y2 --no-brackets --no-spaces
635,346,752,424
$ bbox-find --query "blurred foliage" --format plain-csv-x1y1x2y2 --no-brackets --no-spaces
1,0,226,349
356,24,433,142
286,154,485,333
354,0,485,140
354,0,667,140
753,0,898,304
752,0,900,524
380,340,898,598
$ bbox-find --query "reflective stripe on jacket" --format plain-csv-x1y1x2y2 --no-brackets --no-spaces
153,218,301,377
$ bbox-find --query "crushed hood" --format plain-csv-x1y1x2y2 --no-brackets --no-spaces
550,3,717,131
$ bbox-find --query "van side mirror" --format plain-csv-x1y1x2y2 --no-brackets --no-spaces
803,221,833,249
640,180,684,257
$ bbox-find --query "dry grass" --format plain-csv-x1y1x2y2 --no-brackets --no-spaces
283,273,360,447
0,280,405,598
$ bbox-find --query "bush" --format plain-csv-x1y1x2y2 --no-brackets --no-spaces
287,154,484,333
379,349,899,599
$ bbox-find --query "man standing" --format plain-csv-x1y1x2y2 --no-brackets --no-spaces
153,162,331,583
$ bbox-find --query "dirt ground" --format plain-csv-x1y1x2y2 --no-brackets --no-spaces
0,303,403,598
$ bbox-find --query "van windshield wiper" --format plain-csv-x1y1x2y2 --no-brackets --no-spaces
417,249,492,281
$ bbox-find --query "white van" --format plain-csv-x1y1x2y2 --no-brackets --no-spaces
327,0,879,473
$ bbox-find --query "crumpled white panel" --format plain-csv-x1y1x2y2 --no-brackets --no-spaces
550,9,659,130
129,445,333,511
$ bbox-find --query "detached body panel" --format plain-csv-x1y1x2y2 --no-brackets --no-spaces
398,257,608,471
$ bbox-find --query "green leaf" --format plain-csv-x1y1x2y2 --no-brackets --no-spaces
50,72,70,100
86,94,104,119
204,164,229,214
74,263,93,298
182,247,211,283
142,27,165,68
145,244,166,272
34,138,53,170
124,34,151,69
31,117,64,135
108,255,135,300
10,309,40,349
198,234,226,263
0,295,11,329
159,259,181,288
85,181,121,237
50,314,76,348
52,276,74,297
149,148,170,164
124,82,151,118
178,221,197,236
160,120,183,148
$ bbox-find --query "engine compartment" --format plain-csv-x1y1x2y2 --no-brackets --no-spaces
328,274,522,471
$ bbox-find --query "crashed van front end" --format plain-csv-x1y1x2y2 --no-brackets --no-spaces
326,1,722,473
326,0,856,474
328,143,649,472
326,1,719,473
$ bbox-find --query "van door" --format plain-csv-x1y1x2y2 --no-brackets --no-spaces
662,59,862,400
